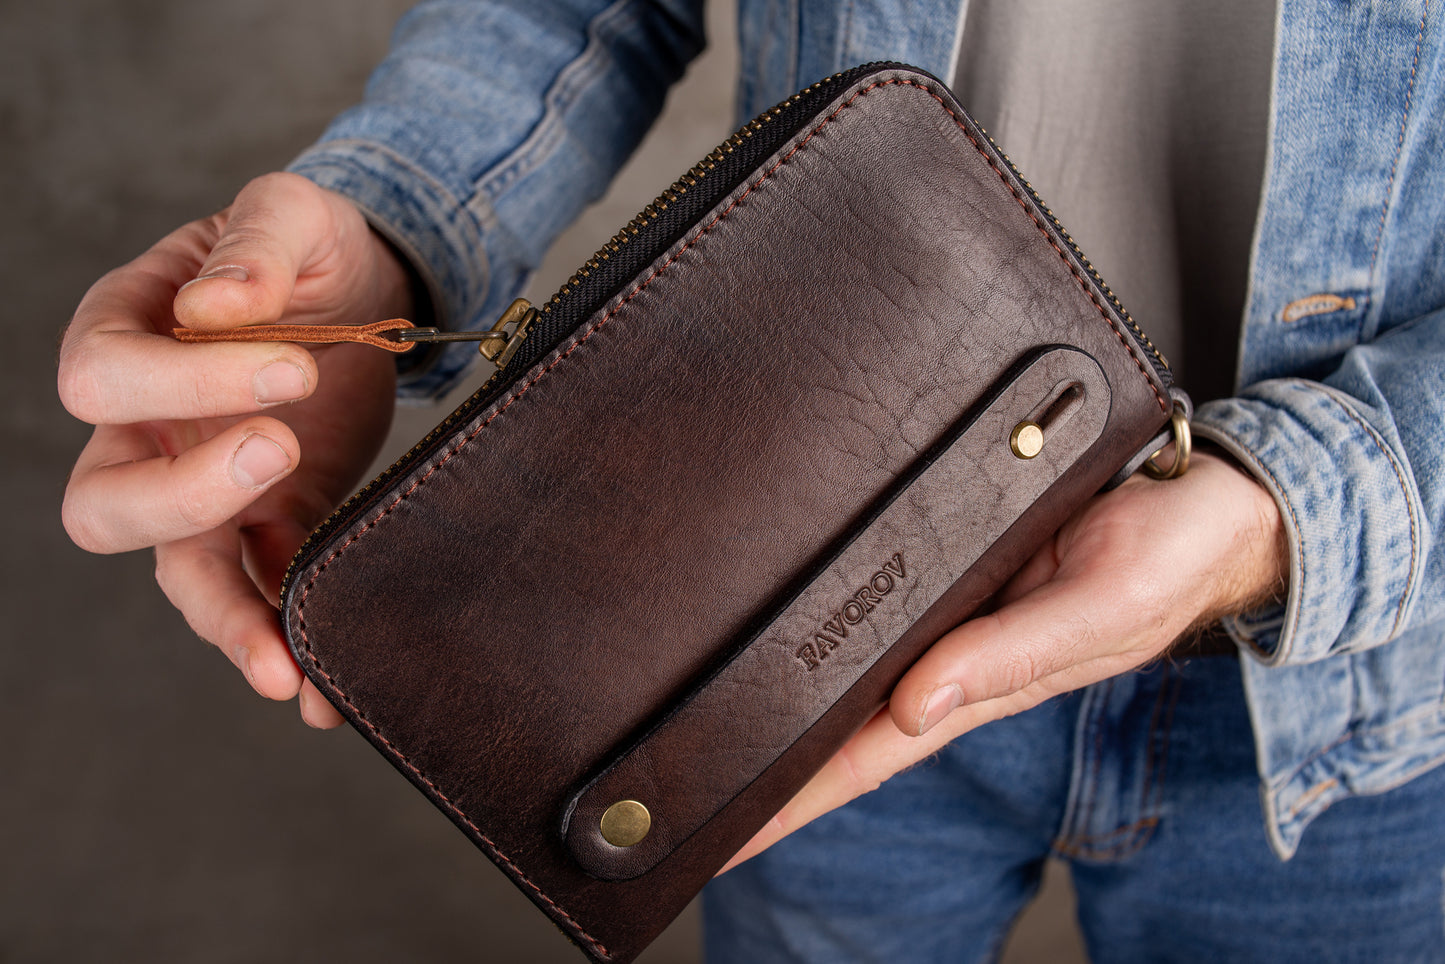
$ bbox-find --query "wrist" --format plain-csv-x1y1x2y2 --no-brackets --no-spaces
366,227,422,322
1189,449,1289,623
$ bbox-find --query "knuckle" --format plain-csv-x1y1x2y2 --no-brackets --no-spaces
170,491,223,534
182,372,224,419
153,549,181,601
61,491,109,554
233,172,319,228
245,170,306,197
208,221,277,264
56,346,106,424
169,482,230,533
997,646,1042,696
154,547,226,648
835,743,881,797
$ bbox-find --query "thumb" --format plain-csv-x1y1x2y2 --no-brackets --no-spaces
174,172,335,330
889,564,1171,738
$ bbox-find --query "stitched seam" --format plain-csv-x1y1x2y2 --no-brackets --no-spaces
1196,422,1307,663
478,0,642,200
290,644,611,958
1053,678,1113,855
1366,1,1430,282
1268,732,1354,796
1287,777,1340,817
1053,669,1177,860
1084,678,1111,842
1134,667,1181,853
295,76,1166,946
1274,704,1445,814
901,81,1170,413
1318,388,1419,639
1052,818,1158,858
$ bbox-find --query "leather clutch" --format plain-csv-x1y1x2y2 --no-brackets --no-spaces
279,63,1186,963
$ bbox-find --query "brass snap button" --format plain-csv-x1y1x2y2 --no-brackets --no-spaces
600,800,651,847
1010,421,1044,459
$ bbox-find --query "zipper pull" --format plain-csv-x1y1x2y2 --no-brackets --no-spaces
393,298,537,370
170,298,539,371
172,317,420,353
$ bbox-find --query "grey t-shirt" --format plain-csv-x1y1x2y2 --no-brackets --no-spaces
952,0,1276,402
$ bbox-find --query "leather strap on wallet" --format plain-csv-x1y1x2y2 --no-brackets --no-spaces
564,347,1109,880
281,64,1183,963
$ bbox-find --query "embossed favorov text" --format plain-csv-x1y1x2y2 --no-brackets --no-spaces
794,553,908,671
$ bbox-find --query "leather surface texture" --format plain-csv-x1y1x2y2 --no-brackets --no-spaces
284,67,1175,964
564,346,1112,881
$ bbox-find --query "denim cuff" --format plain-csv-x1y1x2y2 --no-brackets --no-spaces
1193,381,1422,666
289,141,490,400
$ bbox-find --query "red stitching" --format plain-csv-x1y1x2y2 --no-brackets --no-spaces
875,81,1170,413
292,653,610,959
295,74,1170,951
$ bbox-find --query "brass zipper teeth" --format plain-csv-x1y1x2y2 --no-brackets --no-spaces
281,75,853,595
279,379,498,593
283,70,1170,598
982,133,1171,375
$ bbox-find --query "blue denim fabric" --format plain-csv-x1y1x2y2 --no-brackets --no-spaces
705,656,1445,963
289,0,706,395
287,0,1445,858
1190,0,1445,856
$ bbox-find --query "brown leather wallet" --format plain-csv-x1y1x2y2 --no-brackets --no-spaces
281,63,1185,963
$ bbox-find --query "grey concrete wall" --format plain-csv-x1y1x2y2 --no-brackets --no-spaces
0,3,1082,961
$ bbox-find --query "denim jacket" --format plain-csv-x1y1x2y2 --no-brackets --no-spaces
289,0,1445,859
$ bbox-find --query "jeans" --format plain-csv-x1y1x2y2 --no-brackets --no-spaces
703,655,1445,963
295,0,1445,855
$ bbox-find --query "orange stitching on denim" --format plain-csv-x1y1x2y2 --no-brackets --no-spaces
1320,390,1418,639
1138,666,1182,845
1053,669,1178,860
1366,1,1430,283
1052,818,1159,859
1052,677,1112,857
1085,678,1112,838
1281,293,1357,324
1288,777,1340,817
295,75,1170,941
1199,423,1307,661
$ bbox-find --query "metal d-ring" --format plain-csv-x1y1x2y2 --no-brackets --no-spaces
1142,402,1191,480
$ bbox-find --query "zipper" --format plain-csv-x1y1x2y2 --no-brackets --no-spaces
281,64,888,596
979,132,1172,377
281,62,1172,597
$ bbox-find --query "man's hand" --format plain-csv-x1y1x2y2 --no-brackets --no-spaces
59,173,412,727
725,450,1286,870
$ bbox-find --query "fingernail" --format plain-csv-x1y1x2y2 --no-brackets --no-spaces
917,683,964,736
253,361,309,404
231,434,291,488
198,264,250,283
178,264,249,293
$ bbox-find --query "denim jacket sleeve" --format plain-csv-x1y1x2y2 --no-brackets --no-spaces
1194,312,1444,667
1190,0,1445,670
1186,0,1445,856
286,0,706,399
280,0,1443,857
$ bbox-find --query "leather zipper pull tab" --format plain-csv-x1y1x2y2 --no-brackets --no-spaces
171,299,538,371
391,298,537,370
172,318,419,353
